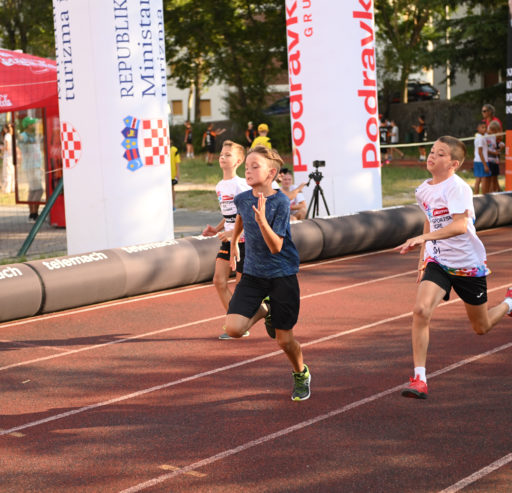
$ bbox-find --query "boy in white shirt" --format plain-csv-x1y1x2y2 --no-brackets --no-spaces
395,136,512,399
473,120,490,195
202,140,252,339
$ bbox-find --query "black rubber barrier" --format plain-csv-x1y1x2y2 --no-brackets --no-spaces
0,264,43,321
116,239,205,297
25,250,126,314
0,192,510,323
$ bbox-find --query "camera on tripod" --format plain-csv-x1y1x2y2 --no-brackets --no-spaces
306,160,330,218
307,160,326,185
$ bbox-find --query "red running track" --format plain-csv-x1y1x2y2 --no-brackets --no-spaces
1,226,511,493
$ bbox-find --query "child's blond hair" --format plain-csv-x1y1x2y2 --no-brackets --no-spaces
222,140,245,160
247,145,283,175
438,135,466,167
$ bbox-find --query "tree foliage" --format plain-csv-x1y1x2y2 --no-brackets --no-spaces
427,0,508,84
374,0,458,102
0,0,54,57
163,0,286,124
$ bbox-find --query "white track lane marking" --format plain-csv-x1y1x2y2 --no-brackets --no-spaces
0,269,417,371
0,247,398,330
2,246,510,371
119,341,512,493
1,240,508,331
438,452,512,493
1,283,509,438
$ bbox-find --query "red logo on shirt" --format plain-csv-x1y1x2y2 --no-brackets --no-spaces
433,207,449,216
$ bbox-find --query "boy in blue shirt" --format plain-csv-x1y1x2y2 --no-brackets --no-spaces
224,146,311,401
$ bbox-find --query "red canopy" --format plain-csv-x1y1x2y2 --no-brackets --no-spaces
0,49,57,112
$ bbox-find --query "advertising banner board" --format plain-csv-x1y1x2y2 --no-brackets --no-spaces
53,0,173,254
285,0,382,215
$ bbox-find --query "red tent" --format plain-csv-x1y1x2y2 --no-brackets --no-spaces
0,49,64,227
0,49,58,110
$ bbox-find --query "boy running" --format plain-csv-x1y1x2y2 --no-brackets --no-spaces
224,146,311,401
202,140,251,339
396,136,512,399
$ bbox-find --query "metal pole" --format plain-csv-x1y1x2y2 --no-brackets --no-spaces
17,178,64,257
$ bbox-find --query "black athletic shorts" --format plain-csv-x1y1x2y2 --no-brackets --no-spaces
488,162,500,177
217,241,245,274
421,261,487,306
227,273,300,331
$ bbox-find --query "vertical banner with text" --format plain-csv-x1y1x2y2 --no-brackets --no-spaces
285,0,382,215
53,0,172,254
506,1,512,191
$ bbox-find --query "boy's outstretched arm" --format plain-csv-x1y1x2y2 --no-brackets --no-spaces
229,215,243,271
253,193,284,254
395,211,469,255
202,218,225,237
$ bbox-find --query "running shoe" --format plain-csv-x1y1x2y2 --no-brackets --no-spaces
292,364,311,401
401,375,428,399
505,287,512,317
263,297,275,339
218,326,249,340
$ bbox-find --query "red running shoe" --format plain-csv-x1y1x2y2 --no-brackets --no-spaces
505,287,512,317
401,376,428,399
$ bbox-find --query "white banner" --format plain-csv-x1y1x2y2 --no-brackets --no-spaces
285,0,382,215
53,0,172,254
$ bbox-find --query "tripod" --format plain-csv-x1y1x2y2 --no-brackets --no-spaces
306,169,330,218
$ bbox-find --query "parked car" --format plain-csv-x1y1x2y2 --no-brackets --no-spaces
263,96,290,115
391,82,440,103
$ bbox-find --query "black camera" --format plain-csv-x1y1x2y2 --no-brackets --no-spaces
313,160,325,168
307,160,326,185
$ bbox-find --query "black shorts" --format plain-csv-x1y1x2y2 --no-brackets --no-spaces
488,162,500,176
422,261,487,306
227,274,300,331
217,241,245,274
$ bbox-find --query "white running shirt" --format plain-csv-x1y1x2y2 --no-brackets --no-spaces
415,174,489,277
216,176,251,232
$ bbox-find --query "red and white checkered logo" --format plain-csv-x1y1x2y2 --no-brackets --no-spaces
60,122,82,169
141,119,169,166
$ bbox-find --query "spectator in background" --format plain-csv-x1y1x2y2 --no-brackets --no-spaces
202,123,226,166
473,120,490,195
486,120,504,193
481,104,502,131
184,121,194,158
412,114,427,162
170,139,181,210
379,115,391,165
245,121,257,147
279,168,307,221
250,123,272,149
19,116,44,222
389,120,404,160
2,123,15,193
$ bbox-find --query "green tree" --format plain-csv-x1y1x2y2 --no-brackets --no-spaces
427,0,508,84
375,0,457,103
0,0,54,57
163,0,287,124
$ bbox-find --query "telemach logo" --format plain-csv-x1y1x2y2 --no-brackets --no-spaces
353,1,379,168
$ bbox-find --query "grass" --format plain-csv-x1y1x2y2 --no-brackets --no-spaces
177,156,507,211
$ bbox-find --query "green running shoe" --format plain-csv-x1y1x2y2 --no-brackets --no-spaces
263,298,275,339
292,364,311,401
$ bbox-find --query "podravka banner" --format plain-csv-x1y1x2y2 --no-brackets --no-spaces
285,0,382,215
53,0,172,254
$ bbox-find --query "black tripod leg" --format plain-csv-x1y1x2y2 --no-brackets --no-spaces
318,186,331,215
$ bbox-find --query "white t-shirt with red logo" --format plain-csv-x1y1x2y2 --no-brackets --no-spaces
216,176,251,232
415,174,489,277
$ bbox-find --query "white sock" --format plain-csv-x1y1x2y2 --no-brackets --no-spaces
504,297,512,314
414,367,427,383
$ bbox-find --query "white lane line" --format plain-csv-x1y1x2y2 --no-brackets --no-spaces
438,452,512,493
0,269,415,372
0,247,393,330
1,283,509,438
119,341,512,493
